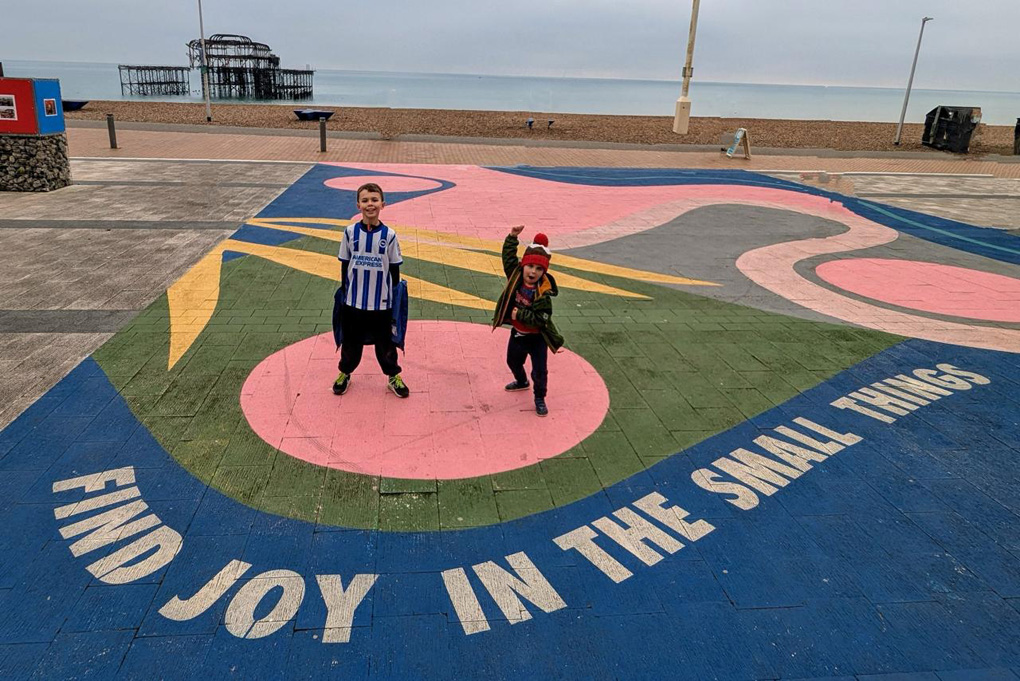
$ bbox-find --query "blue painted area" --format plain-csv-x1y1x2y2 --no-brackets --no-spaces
31,79,65,135
225,163,455,259
0,341,1016,677
257,164,454,223
227,223,309,248
491,166,1020,266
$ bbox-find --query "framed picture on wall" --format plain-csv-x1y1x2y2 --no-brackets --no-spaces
43,98,57,116
0,94,17,120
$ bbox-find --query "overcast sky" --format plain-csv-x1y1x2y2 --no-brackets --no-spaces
7,0,1019,91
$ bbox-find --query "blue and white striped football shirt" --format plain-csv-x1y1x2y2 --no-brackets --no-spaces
338,221,403,311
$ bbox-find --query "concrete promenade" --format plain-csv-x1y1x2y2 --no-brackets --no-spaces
0,125,1019,679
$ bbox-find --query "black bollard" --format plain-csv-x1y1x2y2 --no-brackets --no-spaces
1014,118,1019,156
319,117,327,153
106,114,118,149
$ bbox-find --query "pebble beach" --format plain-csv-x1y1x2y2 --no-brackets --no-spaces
65,100,1017,156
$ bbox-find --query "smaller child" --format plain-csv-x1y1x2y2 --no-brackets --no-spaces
492,225,564,416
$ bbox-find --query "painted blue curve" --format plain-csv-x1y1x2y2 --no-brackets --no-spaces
1,339,1019,678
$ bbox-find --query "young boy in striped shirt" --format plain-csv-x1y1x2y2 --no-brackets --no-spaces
332,183,410,398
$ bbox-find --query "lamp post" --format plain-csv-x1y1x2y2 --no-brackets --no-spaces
673,0,702,134
894,16,933,145
197,0,213,122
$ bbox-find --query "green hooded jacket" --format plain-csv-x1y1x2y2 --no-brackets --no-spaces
491,234,565,352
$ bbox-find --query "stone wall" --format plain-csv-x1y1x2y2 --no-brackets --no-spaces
0,133,71,192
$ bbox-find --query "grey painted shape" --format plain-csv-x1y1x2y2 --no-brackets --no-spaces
0,310,139,333
564,204,848,323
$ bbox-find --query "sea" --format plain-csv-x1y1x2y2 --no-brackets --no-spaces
4,59,1020,126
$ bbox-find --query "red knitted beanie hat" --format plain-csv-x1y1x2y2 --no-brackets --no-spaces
521,233,551,271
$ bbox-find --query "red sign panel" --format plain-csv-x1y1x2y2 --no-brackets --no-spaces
0,78,39,135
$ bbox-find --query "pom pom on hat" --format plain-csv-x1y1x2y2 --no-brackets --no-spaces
521,233,552,271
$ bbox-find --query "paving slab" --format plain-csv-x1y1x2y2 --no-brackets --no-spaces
0,151,1019,678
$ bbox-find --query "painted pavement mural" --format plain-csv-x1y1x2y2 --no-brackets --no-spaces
1,165,1020,679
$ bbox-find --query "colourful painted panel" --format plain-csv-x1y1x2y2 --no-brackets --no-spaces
31,78,65,135
0,77,39,135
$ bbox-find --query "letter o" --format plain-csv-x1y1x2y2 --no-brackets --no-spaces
225,569,305,639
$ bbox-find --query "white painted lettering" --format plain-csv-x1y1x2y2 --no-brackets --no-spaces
871,382,930,406
441,568,490,635
792,417,862,446
472,552,566,624
774,424,846,455
315,574,378,643
632,492,715,542
59,500,161,557
913,368,971,391
553,525,633,583
86,525,183,585
159,559,253,621
54,486,141,520
52,466,135,494
593,508,683,566
883,374,953,400
752,435,827,470
936,363,990,386
691,469,760,510
830,396,897,423
712,447,803,495
848,387,919,415
225,570,305,639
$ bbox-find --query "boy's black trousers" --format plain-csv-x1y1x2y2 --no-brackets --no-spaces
507,330,548,399
339,305,401,377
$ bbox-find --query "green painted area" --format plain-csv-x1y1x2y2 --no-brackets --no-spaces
93,233,903,531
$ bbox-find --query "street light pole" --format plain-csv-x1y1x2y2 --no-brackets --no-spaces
894,16,933,145
672,0,701,134
197,0,213,122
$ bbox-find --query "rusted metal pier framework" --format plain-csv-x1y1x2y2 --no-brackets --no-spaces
187,34,313,100
118,65,191,96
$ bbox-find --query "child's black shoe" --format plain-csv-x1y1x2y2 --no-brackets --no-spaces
535,398,548,416
332,371,351,395
388,374,410,398
505,380,530,392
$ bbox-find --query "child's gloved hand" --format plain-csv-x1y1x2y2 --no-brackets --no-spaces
509,224,525,237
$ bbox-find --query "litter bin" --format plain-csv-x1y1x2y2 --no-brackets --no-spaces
922,106,982,153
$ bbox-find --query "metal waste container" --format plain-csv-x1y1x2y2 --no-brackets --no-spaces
922,106,982,153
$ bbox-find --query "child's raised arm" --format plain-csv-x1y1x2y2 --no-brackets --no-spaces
502,225,525,278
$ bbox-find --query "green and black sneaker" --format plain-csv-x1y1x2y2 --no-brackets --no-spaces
388,374,410,398
332,371,351,395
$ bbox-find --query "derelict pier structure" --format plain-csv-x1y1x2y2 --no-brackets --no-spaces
117,66,191,96
118,34,313,100
187,34,313,100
